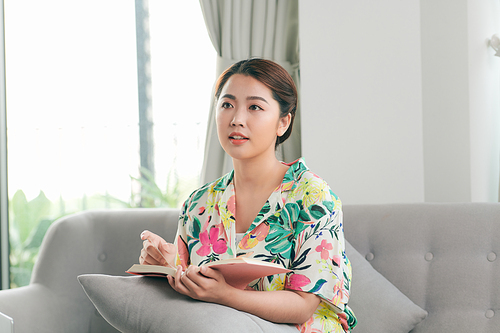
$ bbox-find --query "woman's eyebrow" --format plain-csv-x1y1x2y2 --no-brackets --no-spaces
221,94,269,105
221,93,236,100
247,96,269,104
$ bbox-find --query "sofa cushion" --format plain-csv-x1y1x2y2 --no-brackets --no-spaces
345,240,428,332
78,274,298,333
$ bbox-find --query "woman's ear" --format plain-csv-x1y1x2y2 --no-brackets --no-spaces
277,113,292,137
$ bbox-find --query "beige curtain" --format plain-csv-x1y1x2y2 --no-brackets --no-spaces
199,0,300,184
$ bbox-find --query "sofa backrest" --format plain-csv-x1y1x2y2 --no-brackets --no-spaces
7,203,499,332
343,203,500,333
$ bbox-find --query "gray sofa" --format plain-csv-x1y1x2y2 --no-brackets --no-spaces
0,203,498,332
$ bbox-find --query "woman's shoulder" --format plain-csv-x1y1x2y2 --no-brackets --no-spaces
288,158,341,211
288,158,331,190
181,171,233,209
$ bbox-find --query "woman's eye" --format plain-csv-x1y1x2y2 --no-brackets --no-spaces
221,102,233,109
249,105,263,111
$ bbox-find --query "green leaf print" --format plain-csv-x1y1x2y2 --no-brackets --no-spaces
309,204,326,220
261,201,271,214
290,248,311,269
267,214,279,225
307,279,327,293
312,222,321,235
323,200,334,213
279,203,300,228
265,227,293,258
282,170,295,184
191,216,201,239
192,187,208,203
187,237,199,255
299,209,311,222
253,201,272,225
293,221,309,237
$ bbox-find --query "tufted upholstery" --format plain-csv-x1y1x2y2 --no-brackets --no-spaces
343,203,500,333
0,203,498,332
0,209,179,333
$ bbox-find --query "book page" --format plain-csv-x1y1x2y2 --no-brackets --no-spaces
126,264,176,277
127,258,291,290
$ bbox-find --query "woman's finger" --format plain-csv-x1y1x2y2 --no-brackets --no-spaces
171,266,194,295
181,266,200,289
141,230,166,248
160,241,176,257
140,230,152,241
142,239,167,265
140,245,163,266
141,250,159,266
140,231,176,267
199,266,223,281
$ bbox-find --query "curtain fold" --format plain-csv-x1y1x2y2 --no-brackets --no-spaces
199,0,300,184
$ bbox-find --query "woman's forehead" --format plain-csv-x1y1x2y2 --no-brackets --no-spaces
220,74,273,99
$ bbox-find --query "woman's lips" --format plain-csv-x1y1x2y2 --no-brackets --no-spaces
229,132,248,145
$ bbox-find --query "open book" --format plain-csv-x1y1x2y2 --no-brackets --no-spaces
127,257,291,290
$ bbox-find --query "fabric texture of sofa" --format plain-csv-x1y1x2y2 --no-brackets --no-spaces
0,203,498,332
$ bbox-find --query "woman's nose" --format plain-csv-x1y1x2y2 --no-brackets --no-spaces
230,107,246,127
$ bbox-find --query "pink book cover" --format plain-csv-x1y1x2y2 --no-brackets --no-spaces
127,257,290,290
205,257,291,289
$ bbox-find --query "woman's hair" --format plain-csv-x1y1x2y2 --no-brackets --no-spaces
214,58,297,147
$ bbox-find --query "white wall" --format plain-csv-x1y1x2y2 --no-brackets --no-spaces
420,0,471,202
468,0,500,201
420,0,500,202
299,0,500,204
299,1,425,204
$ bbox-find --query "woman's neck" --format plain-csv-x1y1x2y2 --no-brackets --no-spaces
232,154,287,191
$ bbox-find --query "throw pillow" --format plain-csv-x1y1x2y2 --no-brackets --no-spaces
78,274,298,333
345,240,428,332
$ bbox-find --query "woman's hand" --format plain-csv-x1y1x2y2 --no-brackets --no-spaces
167,265,231,303
168,264,320,324
139,230,176,268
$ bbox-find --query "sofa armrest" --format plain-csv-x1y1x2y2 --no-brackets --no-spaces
0,283,103,333
0,208,180,333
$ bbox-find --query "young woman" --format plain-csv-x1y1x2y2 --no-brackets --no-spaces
139,58,357,332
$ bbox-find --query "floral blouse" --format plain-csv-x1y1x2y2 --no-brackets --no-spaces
174,158,357,332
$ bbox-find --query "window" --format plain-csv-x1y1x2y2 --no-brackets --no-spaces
3,0,215,288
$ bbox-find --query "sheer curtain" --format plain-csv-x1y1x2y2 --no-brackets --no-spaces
199,0,300,184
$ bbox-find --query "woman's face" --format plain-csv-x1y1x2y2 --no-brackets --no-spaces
216,74,290,162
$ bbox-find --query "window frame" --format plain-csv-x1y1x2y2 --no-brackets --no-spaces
0,0,10,290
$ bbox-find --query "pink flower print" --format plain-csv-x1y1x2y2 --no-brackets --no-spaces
176,235,189,270
202,215,212,232
331,255,341,267
227,195,236,215
331,278,347,306
286,274,311,291
240,222,270,249
196,227,228,256
198,206,206,215
337,312,349,332
216,223,228,242
315,239,333,260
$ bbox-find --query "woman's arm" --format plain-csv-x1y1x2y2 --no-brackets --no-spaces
167,265,320,324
